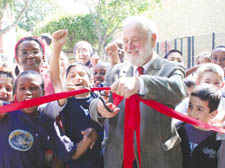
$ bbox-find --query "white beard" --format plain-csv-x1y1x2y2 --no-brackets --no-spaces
126,40,153,67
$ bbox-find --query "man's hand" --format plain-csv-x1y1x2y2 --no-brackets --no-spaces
111,76,140,99
52,29,68,49
97,99,120,118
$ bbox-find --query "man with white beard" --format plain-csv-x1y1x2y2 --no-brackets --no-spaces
90,16,186,168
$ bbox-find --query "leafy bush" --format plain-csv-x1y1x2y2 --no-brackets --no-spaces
35,14,97,50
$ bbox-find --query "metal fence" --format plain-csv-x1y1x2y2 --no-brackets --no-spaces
64,32,225,67
156,32,225,68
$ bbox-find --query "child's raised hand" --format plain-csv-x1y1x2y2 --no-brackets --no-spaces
105,42,119,58
52,29,68,48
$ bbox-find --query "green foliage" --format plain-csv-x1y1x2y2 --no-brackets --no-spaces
92,0,161,57
0,0,15,9
35,14,97,50
0,0,15,20
15,0,54,32
96,0,160,37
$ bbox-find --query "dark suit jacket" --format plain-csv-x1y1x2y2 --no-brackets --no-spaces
90,53,186,168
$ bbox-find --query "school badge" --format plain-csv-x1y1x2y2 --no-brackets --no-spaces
8,129,33,151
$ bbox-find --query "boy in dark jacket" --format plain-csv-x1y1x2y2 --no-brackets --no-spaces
177,83,221,168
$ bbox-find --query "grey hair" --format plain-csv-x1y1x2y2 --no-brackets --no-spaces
122,16,158,42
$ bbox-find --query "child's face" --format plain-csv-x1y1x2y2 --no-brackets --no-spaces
196,57,211,65
15,74,43,114
17,40,43,72
0,76,13,102
188,96,216,124
197,71,223,88
211,51,225,69
75,45,91,65
66,66,90,97
167,53,183,63
93,65,106,87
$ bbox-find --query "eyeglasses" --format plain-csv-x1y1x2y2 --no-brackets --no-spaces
20,50,41,57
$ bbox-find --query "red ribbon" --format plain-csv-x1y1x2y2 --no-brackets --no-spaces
121,94,225,168
0,87,110,114
1,88,225,168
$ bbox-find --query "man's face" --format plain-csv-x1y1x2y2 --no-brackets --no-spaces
123,25,153,67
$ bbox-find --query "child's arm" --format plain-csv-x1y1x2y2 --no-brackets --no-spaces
72,127,98,160
50,29,68,106
105,42,121,65
47,120,98,161
0,101,8,120
185,64,200,77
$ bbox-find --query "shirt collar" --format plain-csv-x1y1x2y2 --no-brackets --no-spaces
134,52,156,74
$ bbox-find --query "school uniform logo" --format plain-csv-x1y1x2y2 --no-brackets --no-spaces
202,148,216,159
8,129,34,151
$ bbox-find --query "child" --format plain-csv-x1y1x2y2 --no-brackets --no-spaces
177,83,222,168
105,39,124,65
196,51,211,65
0,71,14,119
185,51,211,77
51,29,104,168
184,78,196,97
164,49,183,64
175,63,224,117
14,36,54,95
0,70,97,168
211,46,225,72
0,71,14,102
93,61,110,87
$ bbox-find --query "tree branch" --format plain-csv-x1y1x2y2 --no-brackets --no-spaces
0,0,30,35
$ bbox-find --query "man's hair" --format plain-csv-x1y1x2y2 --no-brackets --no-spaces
164,49,182,59
122,16,158,42
196,63,224,82
41,33,52,46
66,62,91,79
191,83,221,113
